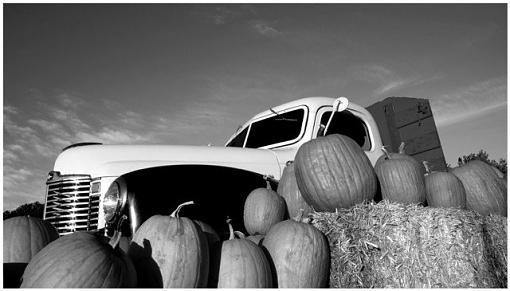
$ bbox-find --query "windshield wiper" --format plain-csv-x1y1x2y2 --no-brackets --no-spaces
270,108,297,122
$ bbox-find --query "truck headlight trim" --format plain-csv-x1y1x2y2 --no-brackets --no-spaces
103,182,121,222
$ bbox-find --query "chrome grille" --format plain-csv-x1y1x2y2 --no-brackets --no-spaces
44,174,99,235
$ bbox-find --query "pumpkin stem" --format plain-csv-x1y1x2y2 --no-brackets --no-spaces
234,231,246,239
227,218,235,240
293,208,305,222
423,161,431,175
381,146,391,160
109,214,127,249
170,201,194,218
262,175,272,190
398,142,406,154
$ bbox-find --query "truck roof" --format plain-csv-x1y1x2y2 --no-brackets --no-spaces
248,96,368,123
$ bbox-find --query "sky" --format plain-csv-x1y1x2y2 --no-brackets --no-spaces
3,3,507,210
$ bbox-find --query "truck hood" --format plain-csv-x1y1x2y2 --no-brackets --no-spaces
53,144,283,179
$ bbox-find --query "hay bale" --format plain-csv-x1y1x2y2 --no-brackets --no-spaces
483,214,508,286
310,201,507,288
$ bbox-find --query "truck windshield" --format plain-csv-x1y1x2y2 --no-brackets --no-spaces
244,108,305,148
321,111,371,150
226,126,248,147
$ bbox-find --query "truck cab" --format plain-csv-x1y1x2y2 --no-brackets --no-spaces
43,97,384,240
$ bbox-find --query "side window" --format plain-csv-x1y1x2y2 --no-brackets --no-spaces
226,127,249,147
320,111,371,150
245,109,305,148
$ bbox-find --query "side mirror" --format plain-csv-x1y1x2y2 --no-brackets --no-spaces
321,97,349,137
333,97,349,112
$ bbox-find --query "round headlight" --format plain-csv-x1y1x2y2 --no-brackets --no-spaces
103,182,121,222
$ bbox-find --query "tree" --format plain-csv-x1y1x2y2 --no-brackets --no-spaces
453,149,507,175
3,201,44,220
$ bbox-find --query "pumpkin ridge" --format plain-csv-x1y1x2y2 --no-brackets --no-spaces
400,162,411,199
81,249,105,287
100,253,116,288
249,240,265,286
174,223,186,286
241,242,248,286
191,219,203,287
25,255,55,285
71,240,108,287
5,218,19,262
39,238,79,284
333,138,350,207
297,146,319,208
26,238,73,286
309,228,321,286
351,150,365,204
308,142,323,209
327,139,344,208
28,217,35,259
243,242,253,286
248,242,262,286
318,141,333,209
186,221,195,286
5,220,12,261
309,142,326,210
91,241,127,288
322,143,339,208
341,137,358,200
89,239,118,287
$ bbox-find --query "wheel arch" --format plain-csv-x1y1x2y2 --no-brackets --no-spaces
105,164,278,239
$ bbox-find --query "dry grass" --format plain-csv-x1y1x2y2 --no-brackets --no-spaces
310,201,507,288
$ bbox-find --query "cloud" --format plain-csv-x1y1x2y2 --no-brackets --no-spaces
431,77,507,127
352,64,410,96
192,6,283,38
209,7,235,25
55,92,86,109
4,105,18,115
194,5,257,25
350,64,444,97
2,92,163,209
249,20,283,38
4,86,255,210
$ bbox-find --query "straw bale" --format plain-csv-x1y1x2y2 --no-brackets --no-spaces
483,214,507,286
310,201,507,288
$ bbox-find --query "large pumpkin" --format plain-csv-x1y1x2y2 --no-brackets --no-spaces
451,160,507,216
213,220,273,288
4,216,59,288
261,216,330,287
3,216,59,263
21,218,136,288
374,148,426,204
375,142,425,175
423,161,466,209
277,161,313,218
294,134,377,211
128,201,209,288
243,179,286,235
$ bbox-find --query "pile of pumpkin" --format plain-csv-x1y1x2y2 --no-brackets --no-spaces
3,134,507,288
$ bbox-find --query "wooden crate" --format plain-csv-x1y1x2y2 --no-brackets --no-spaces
367,97,447,171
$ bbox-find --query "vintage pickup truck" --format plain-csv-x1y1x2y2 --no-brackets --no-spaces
43,96,446,239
